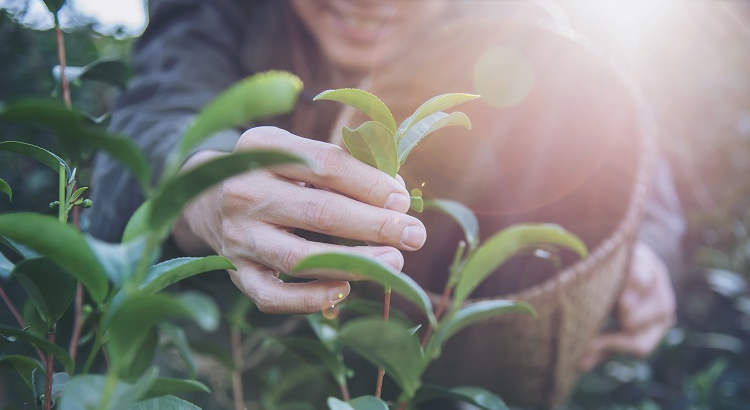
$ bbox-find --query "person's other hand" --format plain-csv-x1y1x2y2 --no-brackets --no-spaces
579,241,676,371
173,126,426,313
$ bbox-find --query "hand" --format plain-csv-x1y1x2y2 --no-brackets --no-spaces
579,241,676,371
174,126,426,313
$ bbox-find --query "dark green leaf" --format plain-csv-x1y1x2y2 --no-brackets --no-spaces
0,325,73,373
424,199,479,251
121,200,151,242
149,150,305,231
176,71,302,164
0,140,70,177
427,300,535,359
54,58,130,88
293,253,435,324
0,234,40,259
85,235,147,287
141,256,234,294
452,224,587,309
142,378,210,399
59,368,158,410
397,93,479,140
328,396,388,410
122,329,158,380
227,293,253,333
279,337,348,386
159,323,196,378
0,100,150,190
0,178,11,201
0,354,44,391
314,88,397,135
339,318,424,397
341,121,399,176
42,0,65,13
0,250,13,279
176,291,219,332
130,395,201,410
12,257,76,326
0,213,108,303
106,293,203,373
415,384,508,410
338,298,412,325
397,111,471,164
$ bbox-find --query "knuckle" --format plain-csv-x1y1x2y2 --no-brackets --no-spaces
238,126,284,149
278,244,306,272
301,197,340,232
312,144,345,180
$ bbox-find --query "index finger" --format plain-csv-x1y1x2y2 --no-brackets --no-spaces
238,127,411,213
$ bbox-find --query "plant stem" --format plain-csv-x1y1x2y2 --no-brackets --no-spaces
230,328,245,410
68,283,83,363
82,324,103,374
0,287,48,366
421,284,452,347
43,331,55,410
339,382,351,401
375,288,391,398
55,27,72,109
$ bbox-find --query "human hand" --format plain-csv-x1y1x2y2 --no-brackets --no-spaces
175,126,426,313
579,241,676,371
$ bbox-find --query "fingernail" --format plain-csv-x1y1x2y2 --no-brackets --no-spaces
384,192,410,212
377,250,404,271
401,224,426,250
328,285,349,302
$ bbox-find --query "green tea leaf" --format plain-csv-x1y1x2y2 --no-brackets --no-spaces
279,337,348,386
159,323,196,378
415,384,508,410
342,121,399,177
327,396,388,410
106,293,202,372
0,250,13,279
398,111,471,164
424,199,479,251
339,318,424,398
0,213,108,303
149,150,305,231
314,88,397,135
410,188,424,213
141,256,235,294
293,253,435,324
0,178,11,201
0,326,73,373
59,369,158,410
122,329,158,380
142,378,210,399
54,58,130,88
427,300,535,358
227,293,253,333
176,71,302,164
0,355,44,391
0,141,70,177
121,200,151,242
397,93,479,140
0,234,40,260
452,224,587,309
306,314,338,351
12,257,76,326
85,235,147,287
130,395,201,410
42,0,65,13
176,291,219,332
339,298,412,326
0,100,150,190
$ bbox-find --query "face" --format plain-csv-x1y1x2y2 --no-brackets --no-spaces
291,0,449,74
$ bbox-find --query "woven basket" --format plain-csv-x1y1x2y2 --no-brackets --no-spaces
423,131,655,407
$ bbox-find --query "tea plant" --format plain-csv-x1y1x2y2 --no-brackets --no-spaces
259,89,590,409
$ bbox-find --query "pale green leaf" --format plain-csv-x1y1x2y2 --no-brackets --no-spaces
0,178,11,201
452,224,587,309
314,88,397,135
339,318,424,398
129,395,201,410
142,378,210,399
0,250,13,279
342,121,399,176
159,323,196,378
424,199,479,251
141,256,235,294
397,93,478,140
176,291,219,332
176,71,302,164
54,58,130,88
398,111,471,164
327,396,388,410
427,300,535,359
0,213,108,303
85,235,147,287
293,253,435,324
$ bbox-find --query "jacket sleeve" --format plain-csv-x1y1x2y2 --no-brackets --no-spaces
85,0,246,241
